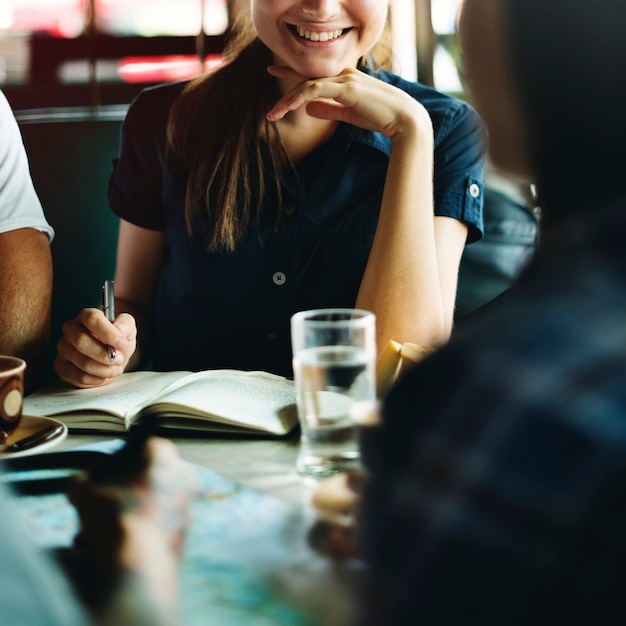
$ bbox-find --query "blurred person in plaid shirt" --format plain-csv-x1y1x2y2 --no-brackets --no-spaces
316,0,626,623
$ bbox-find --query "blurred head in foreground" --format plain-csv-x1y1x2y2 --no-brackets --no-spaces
459,0,626,216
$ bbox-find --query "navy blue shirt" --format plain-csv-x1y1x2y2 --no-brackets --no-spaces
109,70,486,376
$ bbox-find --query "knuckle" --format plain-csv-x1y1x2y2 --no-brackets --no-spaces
73,371,106,389
74,333,95,354
82,308,102,327
55,337,69,358
305,79,323,96
52,355,67,378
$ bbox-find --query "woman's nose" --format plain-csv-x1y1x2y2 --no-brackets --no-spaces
300,0,341,20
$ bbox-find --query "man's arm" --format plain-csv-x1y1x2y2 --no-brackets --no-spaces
0,227,52,392
69,437,195,626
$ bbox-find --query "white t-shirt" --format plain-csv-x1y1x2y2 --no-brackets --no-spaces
0,90,54,240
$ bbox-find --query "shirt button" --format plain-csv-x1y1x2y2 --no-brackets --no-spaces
469,183,480,198
272,272,287,285
284,206,295,216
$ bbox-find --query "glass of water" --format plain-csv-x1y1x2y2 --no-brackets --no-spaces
291,308,376,479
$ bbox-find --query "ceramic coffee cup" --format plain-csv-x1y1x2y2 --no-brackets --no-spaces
0,356,26,436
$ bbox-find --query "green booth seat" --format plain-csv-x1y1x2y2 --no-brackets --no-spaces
17,107,126,387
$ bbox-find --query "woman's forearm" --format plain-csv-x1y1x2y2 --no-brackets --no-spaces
356,112,445,354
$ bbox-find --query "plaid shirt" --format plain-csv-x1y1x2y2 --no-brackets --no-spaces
360,200,626,625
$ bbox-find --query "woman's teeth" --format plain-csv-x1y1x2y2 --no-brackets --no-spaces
296,26,344,42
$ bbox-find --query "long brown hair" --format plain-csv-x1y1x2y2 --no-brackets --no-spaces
167,3,394,252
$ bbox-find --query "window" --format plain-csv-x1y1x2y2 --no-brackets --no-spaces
1,1,466,112
431,0,464,93
0,0,229,110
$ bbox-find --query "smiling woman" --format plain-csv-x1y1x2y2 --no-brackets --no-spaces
52,0,486,390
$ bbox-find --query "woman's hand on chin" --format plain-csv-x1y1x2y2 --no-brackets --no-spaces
265,66,432,142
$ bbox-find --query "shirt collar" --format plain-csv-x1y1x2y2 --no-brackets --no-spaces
337,122,391,156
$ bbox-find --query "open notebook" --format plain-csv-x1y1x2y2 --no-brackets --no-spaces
24,370,298,436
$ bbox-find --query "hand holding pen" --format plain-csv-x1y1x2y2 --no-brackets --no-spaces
53,279,138,388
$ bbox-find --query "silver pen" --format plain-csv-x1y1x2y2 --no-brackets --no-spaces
102,279,116,362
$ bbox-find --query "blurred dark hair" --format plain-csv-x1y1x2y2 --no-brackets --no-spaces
505,0,626,215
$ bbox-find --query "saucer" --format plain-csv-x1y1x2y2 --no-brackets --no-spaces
1,415,67,458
